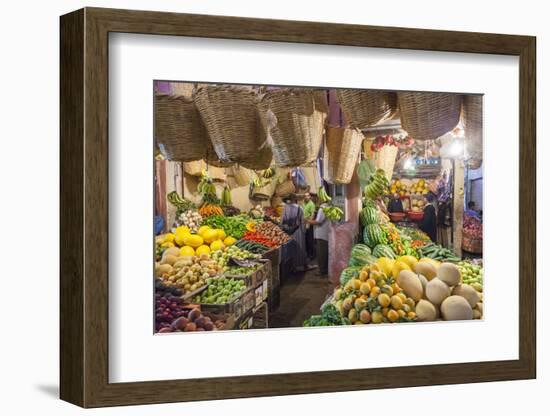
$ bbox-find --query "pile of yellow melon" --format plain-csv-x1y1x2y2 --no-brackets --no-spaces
338,256,483,324
155,225,237,258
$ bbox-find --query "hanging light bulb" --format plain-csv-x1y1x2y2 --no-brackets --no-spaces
403,157,414,170
449,139,464,157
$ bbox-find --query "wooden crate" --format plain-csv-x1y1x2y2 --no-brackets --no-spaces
251,302,269,329
199,287,252,321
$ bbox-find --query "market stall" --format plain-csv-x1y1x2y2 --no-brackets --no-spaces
153,81,484,332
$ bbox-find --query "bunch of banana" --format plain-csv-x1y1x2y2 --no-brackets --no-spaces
260,167,276,179
220,186,232,206
364,169,390,200
322,205,344,221
166,191,196,210
318,186,332,203
251,176,271,188
197,170,216,196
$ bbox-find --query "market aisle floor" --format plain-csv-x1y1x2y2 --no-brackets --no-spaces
269,268,333,328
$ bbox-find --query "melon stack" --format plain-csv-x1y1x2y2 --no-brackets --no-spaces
397,261,483,321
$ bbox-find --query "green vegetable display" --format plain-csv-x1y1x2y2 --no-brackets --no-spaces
417,242,461,262
303,303,350,327
201,214,252,239
194,277,246,305
234,239,270,254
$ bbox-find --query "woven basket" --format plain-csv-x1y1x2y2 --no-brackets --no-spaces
374,145,399,182
251,179,277,200
182,160,226,180
259,89,324,167
336,90,397,128
155,93,213,161
274,179,296,197
226,165,253,188
324,127,364,184
398,92,462,141
462,94,483,161
194,86,272,166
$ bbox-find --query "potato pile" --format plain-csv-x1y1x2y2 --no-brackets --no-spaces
405,260,483,321
333,263,419,324
155,249,223,296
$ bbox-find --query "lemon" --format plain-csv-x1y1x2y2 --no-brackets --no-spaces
223,236,237,246
164,233,176,243
180,246,195,257
203,229,219,244
391,261,411,279
183,234,204,248
195,245,211,256
198,225,211,237
397,255,418,269
210,239,225,251
175,226,190,236
160,241,175,248
376,257,395,276
216,229,227,241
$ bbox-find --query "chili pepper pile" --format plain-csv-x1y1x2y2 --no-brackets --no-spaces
242,231,278,248
411,239,428,249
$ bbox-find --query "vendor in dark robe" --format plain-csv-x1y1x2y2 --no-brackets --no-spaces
419,192,437,242
281,194,310,273
387,193,404,213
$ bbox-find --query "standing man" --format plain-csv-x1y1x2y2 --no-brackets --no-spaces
419,192,438,243
281,194,309,273
302,192,316,260
308,202,330,278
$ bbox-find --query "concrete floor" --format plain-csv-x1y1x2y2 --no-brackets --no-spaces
269,268,333,328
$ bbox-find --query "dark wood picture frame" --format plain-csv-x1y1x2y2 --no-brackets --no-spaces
60,7,536,408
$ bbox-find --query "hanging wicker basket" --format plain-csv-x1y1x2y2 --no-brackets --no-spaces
182,160,226,180
324,127,364,184
225,165,254,188
274,179,296,197
462,94,483,161
374,145,399,182
259,89,325,167
336,90,397,128
194,86,272,167
251,179,277,200
154,93,213,162
398,92,462,141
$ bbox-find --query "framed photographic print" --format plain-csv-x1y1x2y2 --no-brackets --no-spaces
60,7,536,408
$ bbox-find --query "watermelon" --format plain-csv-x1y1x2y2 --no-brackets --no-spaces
363,224,387,248
348,244,376,267
372,244,396,259
360,206,379,226
339,266,362,286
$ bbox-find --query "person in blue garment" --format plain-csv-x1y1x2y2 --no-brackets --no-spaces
465,201,481,219
281,193,313,273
